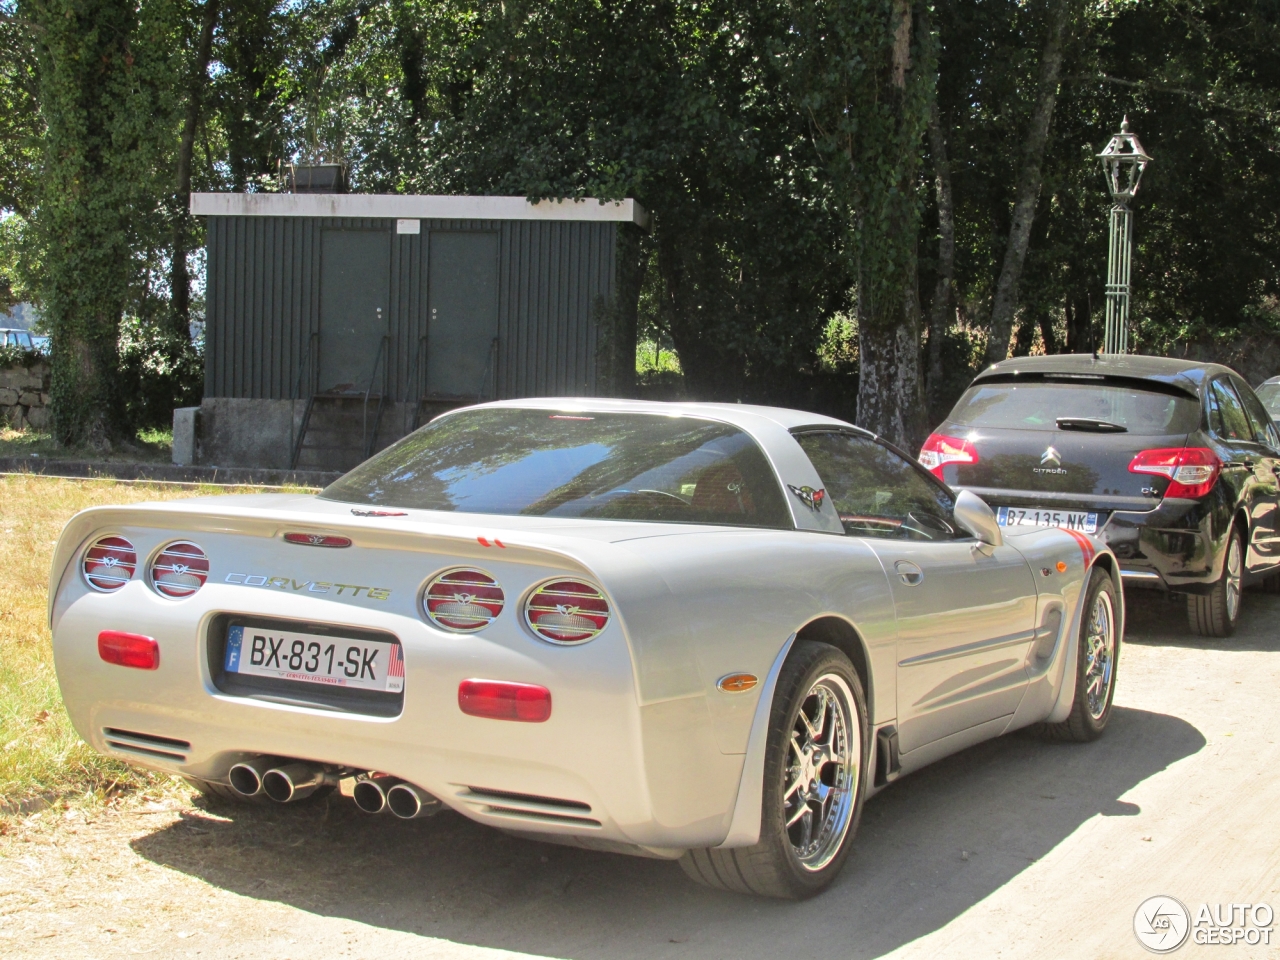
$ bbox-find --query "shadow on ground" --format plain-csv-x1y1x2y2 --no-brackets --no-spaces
1124,586,1280,652
133,701,1204,960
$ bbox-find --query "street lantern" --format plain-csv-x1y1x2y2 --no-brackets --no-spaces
1097,117,1152,353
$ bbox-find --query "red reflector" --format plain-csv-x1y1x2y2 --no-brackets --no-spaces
1129,447,1221,499
150,541,209,598
98,631,159,670
458,679,551,722
83,536,137,592
918,433,979,480
284,532,353,548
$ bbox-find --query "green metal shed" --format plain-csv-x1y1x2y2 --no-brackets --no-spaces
188,193,647,472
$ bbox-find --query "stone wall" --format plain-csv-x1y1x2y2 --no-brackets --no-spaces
0,361,51,431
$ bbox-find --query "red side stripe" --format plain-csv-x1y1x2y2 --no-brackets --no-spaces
1061,527,1097,567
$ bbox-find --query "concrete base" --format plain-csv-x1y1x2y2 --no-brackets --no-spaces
172,407,199,465
193,397,430,471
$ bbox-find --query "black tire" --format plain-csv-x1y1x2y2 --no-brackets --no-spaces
1187,526,1244,638
184,776,334,807
679,641,869,899
1036,567,1120,743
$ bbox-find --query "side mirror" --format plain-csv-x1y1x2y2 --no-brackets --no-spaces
953,489,1003,548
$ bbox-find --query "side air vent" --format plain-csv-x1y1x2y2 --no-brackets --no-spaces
103,728,191,762
455,786,601,828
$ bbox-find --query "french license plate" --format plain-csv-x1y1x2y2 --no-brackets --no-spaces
224,625,404,694
996,506,1098,534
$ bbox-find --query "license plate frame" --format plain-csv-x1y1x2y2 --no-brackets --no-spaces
208,614,404,717
995,506,1099,534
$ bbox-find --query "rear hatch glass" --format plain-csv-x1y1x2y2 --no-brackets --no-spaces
939,378,1200,501
322,408,792,529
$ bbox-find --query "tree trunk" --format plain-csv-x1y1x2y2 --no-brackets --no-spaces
170,0,220,339
984,0,1072,365
925,94,954,416
858,291,924,450
1065,293,1092,352
33,0,142,447
854,0,928,451
1039,310,1058,354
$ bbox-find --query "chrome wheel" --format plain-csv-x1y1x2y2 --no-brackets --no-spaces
1225,534,1243,623
1084,589,1116,721
783,673,858,872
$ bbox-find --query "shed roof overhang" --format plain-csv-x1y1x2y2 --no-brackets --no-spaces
190,192,649,229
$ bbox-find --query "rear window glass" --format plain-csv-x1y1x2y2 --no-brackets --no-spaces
1257,382,1280,418
948,381,1200,435
322,408,791,528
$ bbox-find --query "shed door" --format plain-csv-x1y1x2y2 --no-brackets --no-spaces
426,231,499,399
319,229,391,394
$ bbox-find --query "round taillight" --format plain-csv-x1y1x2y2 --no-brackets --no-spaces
83,536,137,592
524,579,610,644
423,569,505,632
150,541,209,599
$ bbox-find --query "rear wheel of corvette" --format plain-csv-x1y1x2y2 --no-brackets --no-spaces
1187,526,1244,638
1035,567,1119,743
679,641,868,899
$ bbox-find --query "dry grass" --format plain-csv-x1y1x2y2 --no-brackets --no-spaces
0,475,314,822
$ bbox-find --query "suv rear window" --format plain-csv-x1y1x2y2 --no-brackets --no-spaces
949,380,1200,435
322,408,791,528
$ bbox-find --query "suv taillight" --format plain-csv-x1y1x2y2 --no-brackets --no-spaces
918,433,979,480
524,579,610,644
150,541,209,598
1129,447,1221,499
83,536,137,592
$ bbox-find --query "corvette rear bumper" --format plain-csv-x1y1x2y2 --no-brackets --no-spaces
52,583,745,854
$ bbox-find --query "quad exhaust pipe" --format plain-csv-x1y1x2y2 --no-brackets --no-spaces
352,776,401,814
353,775,442,819
386,782,442,819
227,757,335,803
227,757,278,798
229,758,438,814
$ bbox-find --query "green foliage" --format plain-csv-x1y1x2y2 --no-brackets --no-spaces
0,0,1276,449
925,0,1280,384
116,315,202,430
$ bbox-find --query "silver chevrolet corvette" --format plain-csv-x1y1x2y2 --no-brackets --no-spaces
50,399,1121,898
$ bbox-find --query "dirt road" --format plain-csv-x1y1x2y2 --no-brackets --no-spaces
2,593,1279,960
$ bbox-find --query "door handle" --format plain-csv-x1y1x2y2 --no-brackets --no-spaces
894,560,924,586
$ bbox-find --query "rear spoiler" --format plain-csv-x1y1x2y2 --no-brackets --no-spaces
970,371,1199,401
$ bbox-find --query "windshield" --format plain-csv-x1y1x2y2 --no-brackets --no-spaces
948,380,1200,435
322,408,792,528
1256,382,1280,418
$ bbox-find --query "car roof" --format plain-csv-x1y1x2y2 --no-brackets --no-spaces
973,352,1240,393
449,397,855,433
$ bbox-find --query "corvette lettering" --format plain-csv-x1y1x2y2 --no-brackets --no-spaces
224,572,391,601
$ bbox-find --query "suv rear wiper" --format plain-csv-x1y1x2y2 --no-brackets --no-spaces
1056,417,1128,433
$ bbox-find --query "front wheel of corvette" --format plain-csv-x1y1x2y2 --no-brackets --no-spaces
1034,566,1119,743
679,641,868,899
